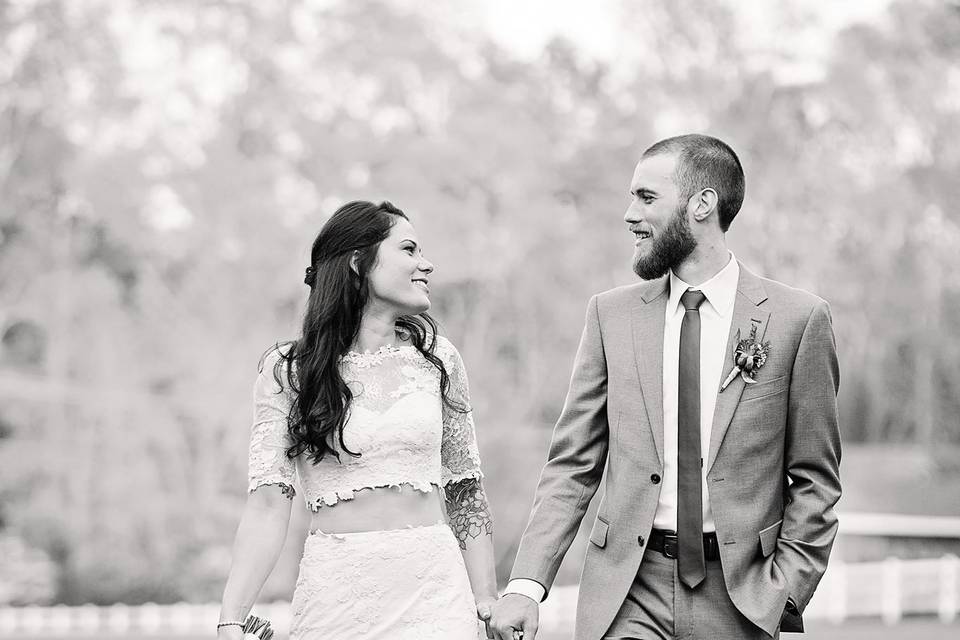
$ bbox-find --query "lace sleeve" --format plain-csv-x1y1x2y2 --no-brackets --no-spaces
438,337,483,486
248,349,297,497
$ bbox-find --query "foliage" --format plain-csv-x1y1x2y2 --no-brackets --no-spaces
0,534,58,605
0,0,957,603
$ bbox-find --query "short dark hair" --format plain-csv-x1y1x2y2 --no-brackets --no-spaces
642,134,745,231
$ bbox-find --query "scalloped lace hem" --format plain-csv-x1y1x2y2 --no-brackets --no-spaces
307,479,439,511
441,469,484,486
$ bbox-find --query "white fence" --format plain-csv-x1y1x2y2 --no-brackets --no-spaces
0,601,292,637
2,556,956,637
2,512,959,636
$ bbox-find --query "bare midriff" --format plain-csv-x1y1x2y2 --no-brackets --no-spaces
308,484,447,535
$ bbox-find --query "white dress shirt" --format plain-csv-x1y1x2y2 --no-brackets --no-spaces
655,253,739,532
506,254,740,604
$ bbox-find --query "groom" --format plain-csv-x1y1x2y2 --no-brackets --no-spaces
487,134,841,639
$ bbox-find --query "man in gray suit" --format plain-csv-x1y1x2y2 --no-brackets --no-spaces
486,134,841,639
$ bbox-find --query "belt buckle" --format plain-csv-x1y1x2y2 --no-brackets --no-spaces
662,534,678,559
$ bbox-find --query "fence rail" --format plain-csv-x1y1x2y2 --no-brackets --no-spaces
839,512,960,538
1,555,958,636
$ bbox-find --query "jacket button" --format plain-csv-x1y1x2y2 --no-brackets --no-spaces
651,473,661,484
637,535,645,546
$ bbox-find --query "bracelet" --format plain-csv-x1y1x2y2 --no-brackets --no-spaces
217,620,245,629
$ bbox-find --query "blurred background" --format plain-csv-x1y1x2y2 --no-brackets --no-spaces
1,0,959,638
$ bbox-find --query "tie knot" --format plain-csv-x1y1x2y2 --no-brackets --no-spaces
681,289,706,311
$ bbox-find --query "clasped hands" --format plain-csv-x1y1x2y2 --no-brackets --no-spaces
477,593,539,640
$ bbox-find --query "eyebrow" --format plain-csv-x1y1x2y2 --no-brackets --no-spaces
400,238,418,248
631,187,658,198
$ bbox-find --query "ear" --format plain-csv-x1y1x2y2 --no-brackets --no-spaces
349,251,360,276
690,188,718,223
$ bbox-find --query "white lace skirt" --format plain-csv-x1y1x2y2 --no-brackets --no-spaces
289,522,482,640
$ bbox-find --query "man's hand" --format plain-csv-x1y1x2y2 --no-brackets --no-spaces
487,593,539,640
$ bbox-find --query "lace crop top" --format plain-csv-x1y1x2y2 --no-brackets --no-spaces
247,336,483,511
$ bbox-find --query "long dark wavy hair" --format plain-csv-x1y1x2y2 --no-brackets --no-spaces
270,200,463,465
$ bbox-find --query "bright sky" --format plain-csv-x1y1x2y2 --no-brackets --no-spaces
475,0,893,83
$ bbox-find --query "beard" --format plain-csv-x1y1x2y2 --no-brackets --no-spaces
632,203,697,280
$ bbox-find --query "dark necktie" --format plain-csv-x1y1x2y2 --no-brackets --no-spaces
678,289,706,588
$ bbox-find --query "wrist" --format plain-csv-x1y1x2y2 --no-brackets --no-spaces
217,620,244,630
504,577,545,604
218,606,247,623
505,591,539,606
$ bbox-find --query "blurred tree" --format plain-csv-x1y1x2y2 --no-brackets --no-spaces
0,0,957,604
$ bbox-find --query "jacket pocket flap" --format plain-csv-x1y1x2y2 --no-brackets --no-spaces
741,374,789,402
759,518,783,557
589,518,609,548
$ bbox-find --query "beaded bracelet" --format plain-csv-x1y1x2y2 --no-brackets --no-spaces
217,620,245,629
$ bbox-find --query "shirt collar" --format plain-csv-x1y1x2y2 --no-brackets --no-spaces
668,252,740,317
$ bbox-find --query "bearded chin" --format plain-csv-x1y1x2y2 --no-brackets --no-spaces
632,207,697,280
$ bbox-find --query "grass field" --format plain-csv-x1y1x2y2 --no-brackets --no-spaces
9,619,960,640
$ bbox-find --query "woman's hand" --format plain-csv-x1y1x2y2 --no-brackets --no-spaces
477,596,498,639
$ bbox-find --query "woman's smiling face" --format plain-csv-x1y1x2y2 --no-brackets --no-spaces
364,216,434,316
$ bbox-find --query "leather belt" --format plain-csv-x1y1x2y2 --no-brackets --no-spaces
649,529,721,561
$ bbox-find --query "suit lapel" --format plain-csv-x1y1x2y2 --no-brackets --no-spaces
631,277,668,467
706,264,770,474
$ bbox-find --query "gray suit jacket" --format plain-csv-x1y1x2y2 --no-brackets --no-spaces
510,264,841,638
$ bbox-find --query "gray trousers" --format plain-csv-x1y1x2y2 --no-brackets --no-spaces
602,549,779,640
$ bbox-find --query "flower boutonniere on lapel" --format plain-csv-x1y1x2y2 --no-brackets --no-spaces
720,324,771,392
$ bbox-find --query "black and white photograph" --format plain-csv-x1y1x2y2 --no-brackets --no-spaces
1,1,959,639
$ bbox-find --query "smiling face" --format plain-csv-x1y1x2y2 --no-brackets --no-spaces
624,152,698,280
365,216,434,316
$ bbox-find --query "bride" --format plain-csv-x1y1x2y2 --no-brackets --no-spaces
217,201,496,639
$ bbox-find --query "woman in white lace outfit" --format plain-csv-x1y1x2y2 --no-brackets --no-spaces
218,201,497,639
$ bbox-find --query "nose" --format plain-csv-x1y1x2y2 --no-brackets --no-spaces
624,202,642,225
419,258,434,275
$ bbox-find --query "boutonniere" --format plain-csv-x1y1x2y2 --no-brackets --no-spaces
719,324,770,392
